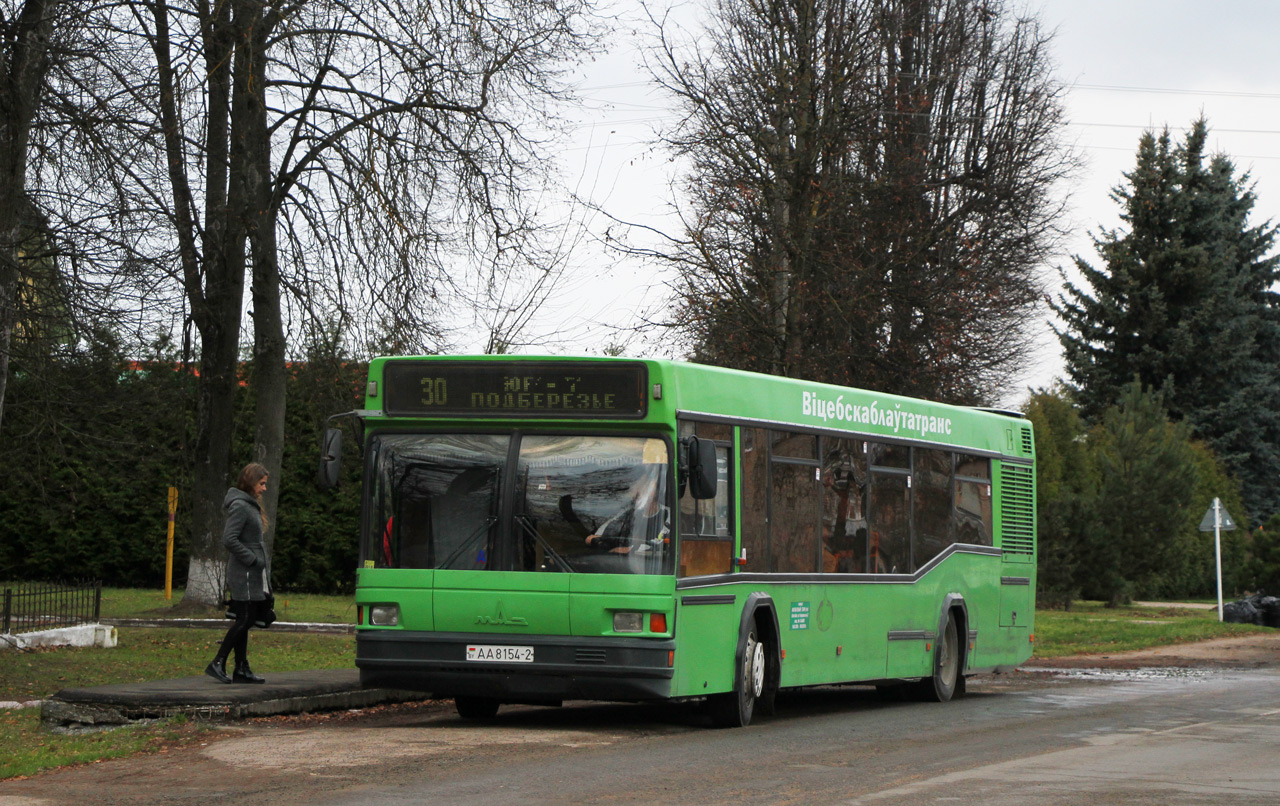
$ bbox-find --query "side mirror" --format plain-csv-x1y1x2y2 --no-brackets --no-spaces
318,428,343,489
684,436,718,500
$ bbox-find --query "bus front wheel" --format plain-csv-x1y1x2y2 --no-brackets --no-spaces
710,625,765,728
455,696,501,719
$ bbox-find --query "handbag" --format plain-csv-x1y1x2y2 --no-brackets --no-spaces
254,591,277,629
223,578,277,629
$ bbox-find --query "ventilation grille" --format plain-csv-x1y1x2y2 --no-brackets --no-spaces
575,648,607,664
999,463,1035,560
1020,425,1034,457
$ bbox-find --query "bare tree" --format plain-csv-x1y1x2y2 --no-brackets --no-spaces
633,0,1072,404
27,0,599,605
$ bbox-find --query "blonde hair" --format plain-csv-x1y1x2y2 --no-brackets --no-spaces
236,462,270,531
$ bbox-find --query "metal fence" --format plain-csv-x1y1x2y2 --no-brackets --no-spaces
1,580,102,635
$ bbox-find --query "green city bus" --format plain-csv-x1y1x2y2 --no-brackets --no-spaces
322,356,1036,726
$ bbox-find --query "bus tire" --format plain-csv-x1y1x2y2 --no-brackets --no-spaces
455,696,501,719
918,612,961,703
710,624,765,728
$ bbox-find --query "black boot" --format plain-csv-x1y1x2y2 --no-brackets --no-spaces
233,660,266,684
205,657,232,684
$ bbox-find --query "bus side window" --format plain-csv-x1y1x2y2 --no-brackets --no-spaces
868,442,910,574
912,448,953,568
678,421,734,577
740,427,770,572
821,438,867,573
769,430,821,573
955,454,993,545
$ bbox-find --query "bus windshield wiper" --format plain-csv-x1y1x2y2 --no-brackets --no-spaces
516,516,574,573
438,517,498,569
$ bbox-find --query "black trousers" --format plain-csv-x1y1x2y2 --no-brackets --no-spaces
216,599,262,666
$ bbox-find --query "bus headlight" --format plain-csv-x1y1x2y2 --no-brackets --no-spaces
370,605,400,626
613,611,643,632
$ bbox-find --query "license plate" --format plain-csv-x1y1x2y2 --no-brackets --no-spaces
466,644,534,663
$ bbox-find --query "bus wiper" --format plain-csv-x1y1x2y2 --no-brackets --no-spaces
515,516,574,573
438,517,498,569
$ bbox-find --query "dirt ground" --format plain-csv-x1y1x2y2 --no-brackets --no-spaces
1021,630,1280,671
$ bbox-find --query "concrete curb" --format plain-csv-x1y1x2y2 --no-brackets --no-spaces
41,669,425,729
1,624,118,651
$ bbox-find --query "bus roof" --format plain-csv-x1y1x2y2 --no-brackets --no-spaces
364,355,1033,461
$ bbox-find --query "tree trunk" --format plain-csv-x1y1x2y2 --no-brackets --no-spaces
174,0,248,607
0,0,59,436
185,335,242,605
239,0,285,560
250,230,285,561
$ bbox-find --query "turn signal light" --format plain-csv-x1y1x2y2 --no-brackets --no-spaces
650,613,667,633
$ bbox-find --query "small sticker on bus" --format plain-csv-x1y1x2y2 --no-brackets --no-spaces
790,602,810,630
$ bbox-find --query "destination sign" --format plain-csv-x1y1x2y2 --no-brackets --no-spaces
381,361,648,418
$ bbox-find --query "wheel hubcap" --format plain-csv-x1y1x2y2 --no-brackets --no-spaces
749,639,766,698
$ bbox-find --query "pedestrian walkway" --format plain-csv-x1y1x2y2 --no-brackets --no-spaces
42,668,426,731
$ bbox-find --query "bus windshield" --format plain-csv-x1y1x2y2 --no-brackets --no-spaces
367,434,672,574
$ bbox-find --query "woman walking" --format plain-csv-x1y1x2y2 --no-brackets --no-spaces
205,462,272,684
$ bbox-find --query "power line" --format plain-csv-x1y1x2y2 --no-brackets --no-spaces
1068,120,1280,136
1073,83,1280,100
1080,143,1280,162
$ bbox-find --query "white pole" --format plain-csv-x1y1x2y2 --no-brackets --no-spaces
1214,497,1224,622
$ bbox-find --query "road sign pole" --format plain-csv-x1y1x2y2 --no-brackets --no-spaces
1214,498,1224,622
166,487,178,601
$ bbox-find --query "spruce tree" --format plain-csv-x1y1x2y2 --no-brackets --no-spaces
1055,119,1280,520
1085,382,1198,604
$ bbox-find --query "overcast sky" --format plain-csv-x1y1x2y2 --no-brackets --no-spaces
467,1,1280,406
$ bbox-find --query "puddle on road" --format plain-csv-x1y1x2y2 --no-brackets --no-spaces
1033,667,1214,682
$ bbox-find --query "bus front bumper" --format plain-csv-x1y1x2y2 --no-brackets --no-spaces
356,630,676,702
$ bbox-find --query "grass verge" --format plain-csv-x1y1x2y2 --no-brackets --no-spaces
0,710,220,781
1032,601,1272,659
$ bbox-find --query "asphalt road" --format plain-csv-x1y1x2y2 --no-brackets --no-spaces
4,665,1280,805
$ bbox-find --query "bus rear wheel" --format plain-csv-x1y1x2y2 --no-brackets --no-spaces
455,696,501,719
710,626,765,727
917,612,961,702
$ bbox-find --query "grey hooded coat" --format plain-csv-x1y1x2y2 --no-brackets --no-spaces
222,488,269,601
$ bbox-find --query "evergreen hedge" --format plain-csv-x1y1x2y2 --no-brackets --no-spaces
0,343,365,594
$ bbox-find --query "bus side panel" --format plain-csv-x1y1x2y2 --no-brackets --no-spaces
775,582,892,687
355,568,434,631
963,560,1005,671
784,582,891,686
670,593,739,696
886,637,932,678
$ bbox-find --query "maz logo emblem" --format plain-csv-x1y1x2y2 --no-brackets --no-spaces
476,600,528,627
